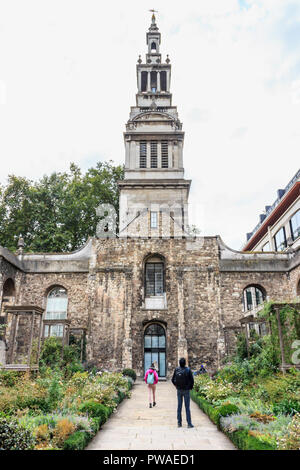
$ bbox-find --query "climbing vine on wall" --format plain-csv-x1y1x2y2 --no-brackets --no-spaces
259,301,300,365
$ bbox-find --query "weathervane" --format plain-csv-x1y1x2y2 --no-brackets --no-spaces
149,8,158,20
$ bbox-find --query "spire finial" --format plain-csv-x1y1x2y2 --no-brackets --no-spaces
17,233,25,255
149,9,158,23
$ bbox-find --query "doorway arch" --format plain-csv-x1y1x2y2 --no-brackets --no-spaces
144,323,166,377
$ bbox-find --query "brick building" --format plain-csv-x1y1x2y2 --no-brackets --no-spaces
0,16,300,377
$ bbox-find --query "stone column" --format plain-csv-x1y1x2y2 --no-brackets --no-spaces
137,71,141,92
147,72,151,92
122,270,133,369
178,140,183,168
125,140,130,168
176,269,188,364
268,226,275,250
157,71,161,92
167,70,171,92
86,240,98,362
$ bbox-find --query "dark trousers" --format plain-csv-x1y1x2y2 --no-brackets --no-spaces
177,389,192,426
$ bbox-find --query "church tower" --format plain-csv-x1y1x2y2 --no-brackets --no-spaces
118,14,191,237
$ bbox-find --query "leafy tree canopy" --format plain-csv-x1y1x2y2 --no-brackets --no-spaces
0,161,124,253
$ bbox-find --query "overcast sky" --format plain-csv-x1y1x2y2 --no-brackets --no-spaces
0,0,299,249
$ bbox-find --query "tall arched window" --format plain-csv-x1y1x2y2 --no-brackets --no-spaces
44,287,68,338
243,285,266,312
151,42,157,53
145,255,164,297
144,323,166,377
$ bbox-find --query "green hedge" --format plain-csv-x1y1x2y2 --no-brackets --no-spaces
79,401,110,424
122,369,137,381
63,431,91,450
223,428,276,451
65,382,132,450
191,390,276,450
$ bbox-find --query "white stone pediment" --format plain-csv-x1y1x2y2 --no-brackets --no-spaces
133,112,173,122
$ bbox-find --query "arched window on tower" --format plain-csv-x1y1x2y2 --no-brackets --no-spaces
44,286,68,338
151,42,157,53
243,285,266,312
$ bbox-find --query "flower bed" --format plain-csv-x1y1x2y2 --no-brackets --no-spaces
191,371,300,450
0,368,135,450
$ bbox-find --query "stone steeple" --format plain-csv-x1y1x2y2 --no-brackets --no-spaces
118,14,191,237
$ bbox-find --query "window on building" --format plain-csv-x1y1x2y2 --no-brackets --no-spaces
243,285,266,311
245,288,253,311
150,141,158,168
262,241,270,252
160,71,167,92
44,324,64,338
274,227,287,251
141,71,147,92
150,211,158,229
290,210,300,241
150,71,157,93
45,287,68,320
140,141,147,168
145,257,164,296
151,42,157,52
161,141,169,168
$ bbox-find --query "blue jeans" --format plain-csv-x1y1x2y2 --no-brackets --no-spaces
177,389,192,426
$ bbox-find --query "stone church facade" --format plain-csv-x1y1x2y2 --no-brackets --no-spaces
1,16,300,377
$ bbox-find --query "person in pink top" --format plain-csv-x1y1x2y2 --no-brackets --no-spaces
144,363,159,408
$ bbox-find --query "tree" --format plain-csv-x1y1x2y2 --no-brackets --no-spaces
0,161,124,253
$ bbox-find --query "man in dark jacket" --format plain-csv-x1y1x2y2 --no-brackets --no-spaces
171,357,194,428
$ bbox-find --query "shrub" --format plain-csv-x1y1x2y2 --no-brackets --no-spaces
273,399,300,416
0,370,22,387
39,337,62,368
79,401,109,424
249,411,275,424
53,418,76,447
218,403,240,418
122,369,136,381
0,417,35,450
34,424,49,443
228,428,276,450
63,431,91,450
277,413,300,450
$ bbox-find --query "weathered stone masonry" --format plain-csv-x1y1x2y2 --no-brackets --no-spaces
1,238,299,377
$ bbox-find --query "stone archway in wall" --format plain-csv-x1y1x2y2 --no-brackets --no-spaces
1,278,15,316
143,322,166,378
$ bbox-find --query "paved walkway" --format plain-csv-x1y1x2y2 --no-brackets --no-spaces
86,380,235,450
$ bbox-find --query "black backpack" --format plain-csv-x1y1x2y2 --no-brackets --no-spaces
174,367,188,389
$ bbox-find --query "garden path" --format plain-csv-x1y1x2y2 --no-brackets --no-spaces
86,379,235,450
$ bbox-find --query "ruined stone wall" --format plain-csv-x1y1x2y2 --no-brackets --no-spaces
219,270,291,329
17,272,89,330
288,262,300,298
2,237,299,376
92,236,222,375
0,257,19,315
